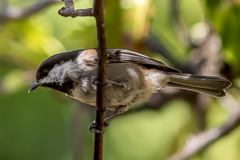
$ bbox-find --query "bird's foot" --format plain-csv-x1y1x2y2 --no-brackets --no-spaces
91,77,111,87
88,121,110,133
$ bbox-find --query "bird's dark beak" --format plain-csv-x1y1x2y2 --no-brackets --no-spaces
28,82,40,93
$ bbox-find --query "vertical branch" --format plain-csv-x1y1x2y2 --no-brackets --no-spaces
169,0,190,43
59,0,107,160
92,0,107,160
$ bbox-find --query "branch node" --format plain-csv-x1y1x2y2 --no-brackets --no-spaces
59,0,93,18
58,8,94,18
58,7,73,17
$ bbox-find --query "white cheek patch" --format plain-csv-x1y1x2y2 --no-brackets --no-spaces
40,60,74,86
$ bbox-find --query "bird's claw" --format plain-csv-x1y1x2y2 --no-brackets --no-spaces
88,121,110,133
91,77,111,87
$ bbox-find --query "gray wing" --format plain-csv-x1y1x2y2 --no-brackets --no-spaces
107,49,181,73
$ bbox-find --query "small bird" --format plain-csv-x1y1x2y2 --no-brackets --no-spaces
29,49,231,131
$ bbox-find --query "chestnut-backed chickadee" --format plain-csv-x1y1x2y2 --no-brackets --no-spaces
28,49,231,130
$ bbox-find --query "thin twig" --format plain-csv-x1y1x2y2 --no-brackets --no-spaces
1,0,8,12
58,0,93,17
58,0,107,160
167,98,240,160
58,8,93,17
0,0,59,22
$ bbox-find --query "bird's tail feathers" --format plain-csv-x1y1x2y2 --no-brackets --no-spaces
167,73,231,97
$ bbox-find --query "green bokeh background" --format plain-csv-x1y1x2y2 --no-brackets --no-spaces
0,0,240,160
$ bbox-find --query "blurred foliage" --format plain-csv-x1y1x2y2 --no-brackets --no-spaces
0,0,240,160
205,0,240,74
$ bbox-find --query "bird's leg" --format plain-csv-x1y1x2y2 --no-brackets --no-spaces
104,105,129,121
107,80,132,91
88,105,129,133
91,76,131,90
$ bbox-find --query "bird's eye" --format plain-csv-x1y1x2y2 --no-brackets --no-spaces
42,70,49,77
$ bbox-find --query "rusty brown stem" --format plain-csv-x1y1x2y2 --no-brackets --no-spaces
92,0,107,159
59,0,107,160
